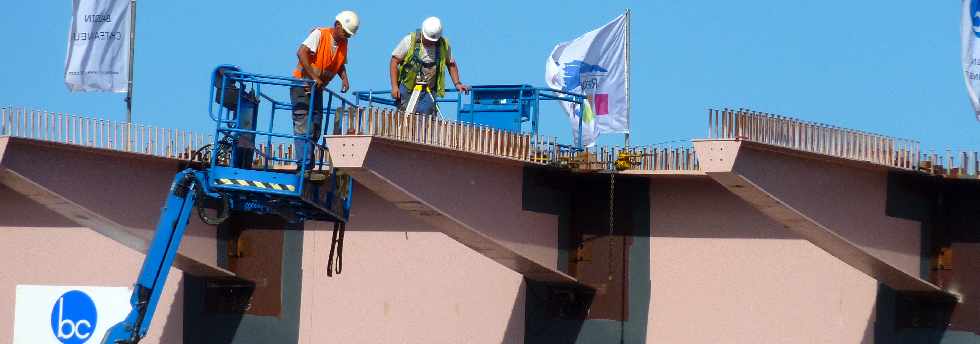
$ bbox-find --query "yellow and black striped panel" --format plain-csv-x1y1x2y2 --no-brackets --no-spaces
217,178,296,192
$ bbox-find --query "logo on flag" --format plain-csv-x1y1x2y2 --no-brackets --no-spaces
545,13,629,146
562,61,610,116
972,0,980,37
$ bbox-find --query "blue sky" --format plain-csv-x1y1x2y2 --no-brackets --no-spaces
2,1,977,151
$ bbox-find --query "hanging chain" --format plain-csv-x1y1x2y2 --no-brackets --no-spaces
608,172,615,281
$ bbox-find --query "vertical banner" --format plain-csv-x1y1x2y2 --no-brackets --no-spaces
962,0,980,120
64,0,131,92
546,14,629,147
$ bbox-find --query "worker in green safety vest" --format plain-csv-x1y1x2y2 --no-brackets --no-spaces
389,16,470,115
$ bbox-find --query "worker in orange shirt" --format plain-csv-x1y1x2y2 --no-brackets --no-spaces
292,10,359,179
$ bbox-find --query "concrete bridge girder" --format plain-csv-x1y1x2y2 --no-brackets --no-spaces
326,136,577,285
694,139,952,297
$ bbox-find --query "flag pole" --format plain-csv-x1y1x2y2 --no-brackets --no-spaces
125,0,136,124
578,102,584,148
624,8,631,147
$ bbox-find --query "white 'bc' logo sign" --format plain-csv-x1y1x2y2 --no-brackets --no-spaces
50,290,98,344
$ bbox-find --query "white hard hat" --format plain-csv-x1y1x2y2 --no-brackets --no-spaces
421,17,442,41
335,10,359,37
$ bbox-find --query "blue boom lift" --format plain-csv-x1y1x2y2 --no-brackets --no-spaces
100,66,354,344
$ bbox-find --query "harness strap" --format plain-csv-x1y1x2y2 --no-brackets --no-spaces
410,31,441,84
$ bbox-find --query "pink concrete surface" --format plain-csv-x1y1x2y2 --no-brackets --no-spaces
298,190,526,344
729,143,923,278
0,188,184,343
649,178,878,343
344,167,574,283
694,139,934,294
0,137,223,275
0,136,531,343
0,134,932,343
331,137,560,272
345,182,436,233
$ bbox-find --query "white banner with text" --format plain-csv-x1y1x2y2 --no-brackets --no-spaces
64,0,131,92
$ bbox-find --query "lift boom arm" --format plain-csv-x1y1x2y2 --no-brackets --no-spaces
99,66,355,343
101,169,208,344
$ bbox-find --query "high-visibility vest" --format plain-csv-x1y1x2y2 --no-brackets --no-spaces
293,28,348,80
397,31,450,97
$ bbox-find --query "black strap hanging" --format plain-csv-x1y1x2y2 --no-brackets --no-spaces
327,221,346,276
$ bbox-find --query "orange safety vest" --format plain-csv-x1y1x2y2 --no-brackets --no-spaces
292,28,348,80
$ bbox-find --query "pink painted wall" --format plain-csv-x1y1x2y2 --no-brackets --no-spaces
0,186,184,343
296,183,526,344
0,136,922,344
648,178,877,343
0,138,532,343
0,139,220,272
363,141,559,271
732,147,923,278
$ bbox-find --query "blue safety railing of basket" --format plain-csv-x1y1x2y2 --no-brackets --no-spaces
208,65,356,175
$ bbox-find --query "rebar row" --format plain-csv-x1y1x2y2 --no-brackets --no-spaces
917,150,980,178
708,108,921,170
332,107,561,164
552,145,698,171
329,106,703,171
249,143,295,168
1,107,212,159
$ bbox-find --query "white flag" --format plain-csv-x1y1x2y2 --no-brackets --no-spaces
963,0,980,120
545,14,628,147
65,0,131,92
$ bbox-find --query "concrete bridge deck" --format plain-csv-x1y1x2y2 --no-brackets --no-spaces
1,105,975,294
5,105,980,342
